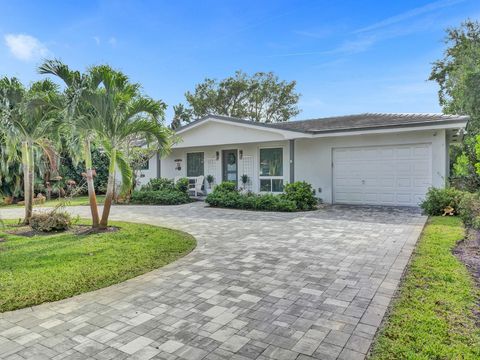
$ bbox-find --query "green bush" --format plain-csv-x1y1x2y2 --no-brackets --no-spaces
130,190,191,205
214,181,237,193
420,187,464,215
205,181,298,212
281,181,317,210
141,178,175,192
457,192,480,229
175,178,189,193
30,211,72,232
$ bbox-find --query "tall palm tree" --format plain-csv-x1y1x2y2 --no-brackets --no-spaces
39,60,102,228
84,65,171,228
40,61,172,229
0,77,63,223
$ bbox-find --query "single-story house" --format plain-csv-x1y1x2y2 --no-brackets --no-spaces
138,113,468,207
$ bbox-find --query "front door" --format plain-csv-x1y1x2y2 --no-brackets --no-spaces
222,149,238,185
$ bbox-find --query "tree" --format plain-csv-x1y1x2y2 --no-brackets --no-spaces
429,20,480,189
78,65,172,228
0,77,62,223
182,70,300,123
170,104,193,129
39,59,103,227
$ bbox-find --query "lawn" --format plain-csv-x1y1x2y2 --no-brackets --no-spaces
369,216,480,359
0,220,196,313
0,195,105,208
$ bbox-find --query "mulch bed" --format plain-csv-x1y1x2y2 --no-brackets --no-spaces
453,228,480,325
4,224,119,238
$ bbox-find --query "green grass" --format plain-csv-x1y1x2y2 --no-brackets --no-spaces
0,220,196,313
370,216,480,359
0,195,105,208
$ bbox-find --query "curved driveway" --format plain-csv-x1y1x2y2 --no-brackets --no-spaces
0,203,426,360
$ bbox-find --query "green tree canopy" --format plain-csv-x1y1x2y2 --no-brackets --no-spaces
430,20,480,189
176,70,300,127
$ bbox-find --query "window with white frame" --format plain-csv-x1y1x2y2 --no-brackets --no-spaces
259,148,283,192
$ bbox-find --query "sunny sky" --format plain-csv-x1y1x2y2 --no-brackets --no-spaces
0,0,479,124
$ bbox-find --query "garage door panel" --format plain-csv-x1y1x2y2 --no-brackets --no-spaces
333,143,432,206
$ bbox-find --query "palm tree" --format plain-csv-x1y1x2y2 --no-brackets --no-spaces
84,65,171,228
39,60,102,228
40,61,172,229
0,77,63,223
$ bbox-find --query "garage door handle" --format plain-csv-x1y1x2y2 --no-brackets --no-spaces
362,180,365,184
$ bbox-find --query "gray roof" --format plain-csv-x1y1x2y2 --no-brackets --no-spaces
177,113,468,134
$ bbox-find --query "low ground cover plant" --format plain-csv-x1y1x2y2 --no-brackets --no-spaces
130,177,191,205
205,181,317,212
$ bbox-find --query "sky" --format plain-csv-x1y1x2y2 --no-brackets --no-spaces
0,0,479,124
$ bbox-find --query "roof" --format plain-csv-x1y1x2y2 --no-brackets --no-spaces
177,113,468,135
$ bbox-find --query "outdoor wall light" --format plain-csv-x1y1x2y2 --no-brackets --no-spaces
239,150,243,159
216,151,219,160
175,159,182,171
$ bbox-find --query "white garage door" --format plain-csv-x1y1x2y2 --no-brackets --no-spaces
333,144,432,206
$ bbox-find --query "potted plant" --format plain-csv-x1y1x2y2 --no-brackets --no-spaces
206,175,215,193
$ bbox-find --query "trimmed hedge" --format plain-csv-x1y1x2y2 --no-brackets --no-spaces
206,181,317,212
130,177,192,205
130,190,190,205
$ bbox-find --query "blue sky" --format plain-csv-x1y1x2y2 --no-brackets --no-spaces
0,0,479,124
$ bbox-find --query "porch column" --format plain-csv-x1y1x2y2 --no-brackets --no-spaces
289,139,295,183
156,152,161,178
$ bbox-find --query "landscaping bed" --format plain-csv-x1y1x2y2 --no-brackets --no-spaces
0,219,196,313
369,216,480,359
206,181,318,212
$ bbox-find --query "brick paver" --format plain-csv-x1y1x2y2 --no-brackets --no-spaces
0,203,426,359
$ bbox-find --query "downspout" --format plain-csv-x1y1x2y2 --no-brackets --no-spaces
289,139,295,183
156,151,161,178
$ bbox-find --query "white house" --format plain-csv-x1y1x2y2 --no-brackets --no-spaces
139,113,468,207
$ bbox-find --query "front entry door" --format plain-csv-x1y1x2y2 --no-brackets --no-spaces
222,149,238,185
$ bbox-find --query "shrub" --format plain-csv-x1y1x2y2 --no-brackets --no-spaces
214,181,237,193
457,192,480,229
205,182,297,212
130,190,191,205
420,187,464,216
141,178,175,192
175,177,189,193
282,181,317,210
30,211,72,232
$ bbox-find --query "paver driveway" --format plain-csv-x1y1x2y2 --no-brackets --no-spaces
0,203,426,360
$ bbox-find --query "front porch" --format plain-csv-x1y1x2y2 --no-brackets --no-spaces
161,140,295,194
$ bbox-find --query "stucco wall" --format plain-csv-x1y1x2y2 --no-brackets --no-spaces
159,141,291,192
142,129,447,203
294,129,447,203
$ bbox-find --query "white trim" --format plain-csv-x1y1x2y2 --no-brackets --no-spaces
176,117,310,139
310,122,467,138
257,146,286,193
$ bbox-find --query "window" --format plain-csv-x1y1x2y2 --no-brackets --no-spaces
136,156,149,170
187,152,204,177
259,148,283,192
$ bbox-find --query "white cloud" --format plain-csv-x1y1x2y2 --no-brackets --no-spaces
108,37,117,47
4,33,49,61
93,36,101,45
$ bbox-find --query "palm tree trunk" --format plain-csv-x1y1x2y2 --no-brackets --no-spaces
22,141,34,224
84,139,100,228
100,147,116,229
